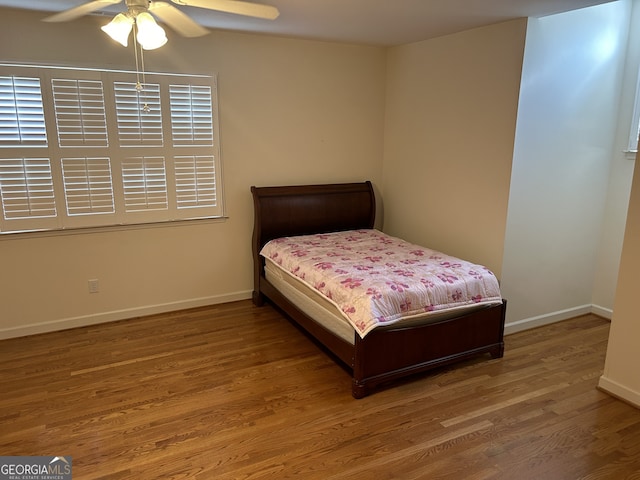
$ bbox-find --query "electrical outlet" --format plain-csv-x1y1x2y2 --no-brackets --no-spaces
88,279,99,294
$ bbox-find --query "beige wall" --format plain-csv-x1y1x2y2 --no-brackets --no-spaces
599,148,640,407
0,8,386,337
381,19,527,277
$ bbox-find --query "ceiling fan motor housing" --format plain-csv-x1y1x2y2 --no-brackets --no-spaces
126,0,151,16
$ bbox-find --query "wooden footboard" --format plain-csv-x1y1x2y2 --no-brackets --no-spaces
351,300,506,398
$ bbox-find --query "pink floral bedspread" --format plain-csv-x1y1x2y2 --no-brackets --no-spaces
260,229,502,338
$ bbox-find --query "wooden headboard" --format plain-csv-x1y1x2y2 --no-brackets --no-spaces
251,181,376,300
251,181,376,248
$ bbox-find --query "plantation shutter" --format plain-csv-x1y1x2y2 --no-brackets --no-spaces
174,155,217,211
0,157,58,231
51,78,108,147
121,156,168,213
0,64,223,234
169,79,220,218
61,157,115,217
169,84,213,146
114,81,163,146
0,73,55,231
0,76,47,146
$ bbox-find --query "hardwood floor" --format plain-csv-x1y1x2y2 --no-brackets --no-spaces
1,301,639,479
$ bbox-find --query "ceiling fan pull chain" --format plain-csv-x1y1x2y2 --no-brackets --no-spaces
138,43,151,113
133,23,142,90
132,22,151,113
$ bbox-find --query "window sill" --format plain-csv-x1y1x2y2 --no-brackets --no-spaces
0,216,229,241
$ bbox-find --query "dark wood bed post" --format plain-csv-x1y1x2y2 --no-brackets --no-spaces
490,298,507,358
250,185,265,307
352,336,368,399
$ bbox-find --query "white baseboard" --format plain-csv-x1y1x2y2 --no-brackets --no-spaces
591,304,613,320
2,297,616,340
598,375,640,409
504,304,593,335
0,290,253,340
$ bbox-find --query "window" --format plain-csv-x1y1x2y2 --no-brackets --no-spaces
0,63,223,234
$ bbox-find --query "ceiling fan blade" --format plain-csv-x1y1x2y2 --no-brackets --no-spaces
149,2,209,37
171,0,279,20
43,0,123,22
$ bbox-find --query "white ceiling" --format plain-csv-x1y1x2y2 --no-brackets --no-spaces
0,0,617,46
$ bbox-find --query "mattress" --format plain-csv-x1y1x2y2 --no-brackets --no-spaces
265,258,497,345
261,229,503,338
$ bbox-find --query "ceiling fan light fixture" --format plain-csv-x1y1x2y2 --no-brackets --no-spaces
101,13,134,47
136,12,168,50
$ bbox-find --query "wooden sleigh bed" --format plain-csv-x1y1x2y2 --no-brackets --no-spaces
251,181,506,398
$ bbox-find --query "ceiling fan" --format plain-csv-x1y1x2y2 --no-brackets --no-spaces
43,0,280,45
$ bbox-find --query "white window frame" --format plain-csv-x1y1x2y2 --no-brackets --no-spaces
0,63,223,234
627,63,640,155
